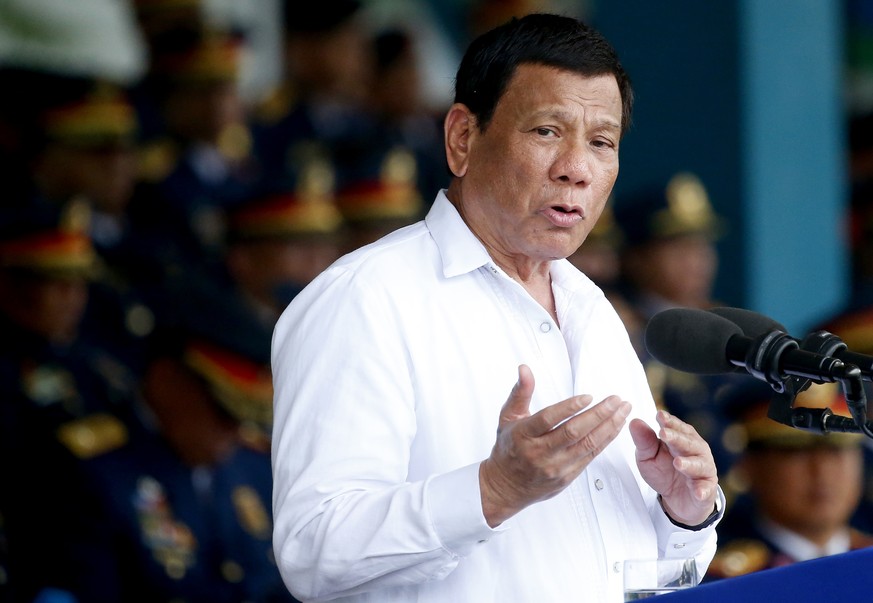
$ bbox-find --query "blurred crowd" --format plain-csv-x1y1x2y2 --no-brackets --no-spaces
3,0,873,601
0,0,460,600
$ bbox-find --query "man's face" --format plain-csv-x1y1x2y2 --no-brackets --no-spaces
450,64,622,265
164,82,243,145
745,446,863,539
228,238,340,308
0,273,89,344
35,144,137,214
631,235,718,307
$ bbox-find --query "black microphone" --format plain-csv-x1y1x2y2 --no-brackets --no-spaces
708,306,873,437
711,306,873,381
645,308,855,386
709,306,786,334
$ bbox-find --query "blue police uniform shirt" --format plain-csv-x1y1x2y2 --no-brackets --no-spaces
63,426,298,603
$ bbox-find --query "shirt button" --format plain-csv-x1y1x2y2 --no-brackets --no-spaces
594,478,604,490
540,321,551,333
613,561,622,573
674,543,686,549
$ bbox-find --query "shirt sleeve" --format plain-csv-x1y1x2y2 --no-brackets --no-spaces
652,485,725,576
270,267,500,601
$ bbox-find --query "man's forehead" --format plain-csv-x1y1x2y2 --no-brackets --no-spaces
499,65,621,116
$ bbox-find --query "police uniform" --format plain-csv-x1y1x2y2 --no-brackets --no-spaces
706,380,873,580
64,430,291,603
369,27,450,210
58,279,298,602
129,27,260,271
0,202,139,601
26,75,174,375
252,1,375,202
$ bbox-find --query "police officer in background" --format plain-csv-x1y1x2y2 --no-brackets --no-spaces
0,200,139,602
367,26,449,211
253,0,375,196
707,380,873,580
57,276,298,603
806,306,873,534
334,143,424,253
130,24,260,273
13,70,167,374
612,172,741,473
223,171,345,328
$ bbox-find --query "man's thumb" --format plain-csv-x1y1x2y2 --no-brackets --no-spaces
500,364,535,424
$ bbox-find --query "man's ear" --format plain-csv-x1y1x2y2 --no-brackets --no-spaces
444,103,475,178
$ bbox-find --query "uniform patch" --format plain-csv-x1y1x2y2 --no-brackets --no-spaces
134,476,197,579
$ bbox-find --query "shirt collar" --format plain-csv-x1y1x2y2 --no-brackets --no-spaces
424,190,596,296
425,190,493,278
758,515,851,562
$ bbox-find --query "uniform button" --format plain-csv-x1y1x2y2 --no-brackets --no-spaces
594,478,604,490
613,561,622,573
673,543,686,549
540,321,551,333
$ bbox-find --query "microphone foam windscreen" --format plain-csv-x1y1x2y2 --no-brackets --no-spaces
709,307,786,336
645,307,744,374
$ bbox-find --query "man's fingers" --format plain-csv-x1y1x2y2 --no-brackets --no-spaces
673,453,718,480
656,412,716,473
533,396,630,457
629,418,660,460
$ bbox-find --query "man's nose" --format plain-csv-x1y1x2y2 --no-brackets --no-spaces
550,141,593,186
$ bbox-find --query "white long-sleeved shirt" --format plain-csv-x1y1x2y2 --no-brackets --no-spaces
271,191,720,602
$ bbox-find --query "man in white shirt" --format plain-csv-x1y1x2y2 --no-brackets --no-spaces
271,13,723,602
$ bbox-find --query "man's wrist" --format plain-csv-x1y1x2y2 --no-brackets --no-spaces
659,495,722,531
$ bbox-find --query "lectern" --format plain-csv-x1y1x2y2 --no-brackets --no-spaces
658,547,873,602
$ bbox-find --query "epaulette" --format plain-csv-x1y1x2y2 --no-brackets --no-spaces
137,138,179,183
231,485,272,539
56,412,128,459
707,539,771,578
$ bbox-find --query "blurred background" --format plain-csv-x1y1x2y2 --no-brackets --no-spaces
4,0,873,600
1,0,871,332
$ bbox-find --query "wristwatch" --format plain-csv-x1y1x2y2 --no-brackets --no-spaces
660,495,722,531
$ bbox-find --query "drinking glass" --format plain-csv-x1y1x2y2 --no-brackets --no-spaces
623,557,699,601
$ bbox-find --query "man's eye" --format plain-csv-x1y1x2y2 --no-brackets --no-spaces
535,128,555,137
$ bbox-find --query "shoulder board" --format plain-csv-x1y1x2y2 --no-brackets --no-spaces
708,539,771,578
56,412,128,459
